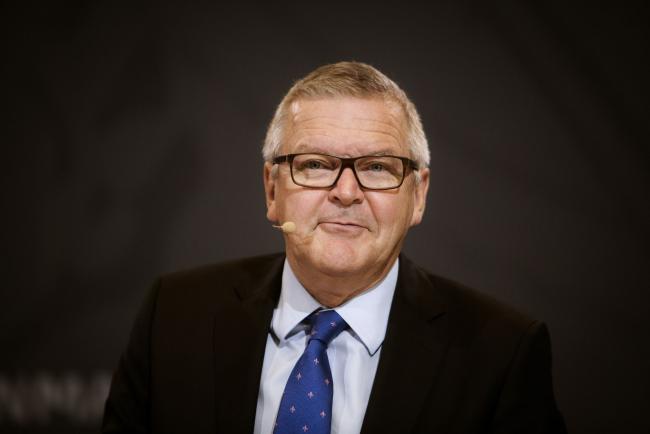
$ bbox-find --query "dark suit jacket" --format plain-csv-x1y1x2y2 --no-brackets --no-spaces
103,253,566,433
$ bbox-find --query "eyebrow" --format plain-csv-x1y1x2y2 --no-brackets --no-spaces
292,143,397,157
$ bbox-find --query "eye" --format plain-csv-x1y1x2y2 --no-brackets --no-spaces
295,156,336,171
359,160,389,172
306,160,324,169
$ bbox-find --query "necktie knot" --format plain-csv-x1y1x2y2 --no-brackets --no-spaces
308,310,348,346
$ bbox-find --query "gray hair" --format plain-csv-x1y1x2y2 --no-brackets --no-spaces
262,62,430,174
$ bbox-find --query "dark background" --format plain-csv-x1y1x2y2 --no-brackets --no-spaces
1,2,648,433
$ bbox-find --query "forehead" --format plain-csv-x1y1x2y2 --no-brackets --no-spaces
283,97,408,157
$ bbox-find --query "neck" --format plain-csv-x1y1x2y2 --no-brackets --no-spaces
286,254,399,307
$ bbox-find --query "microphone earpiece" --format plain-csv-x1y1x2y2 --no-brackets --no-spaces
272,221,296,234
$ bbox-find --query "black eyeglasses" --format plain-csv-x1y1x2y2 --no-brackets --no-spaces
272,153,419,190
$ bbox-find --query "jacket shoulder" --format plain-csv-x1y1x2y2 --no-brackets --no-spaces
161,252,283,287
155,252,284,310
395,258,565,433
400,256,538,339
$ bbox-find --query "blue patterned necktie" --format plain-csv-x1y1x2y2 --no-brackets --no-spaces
273,309,348,434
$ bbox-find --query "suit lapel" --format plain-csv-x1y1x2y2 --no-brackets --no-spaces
361,256,449,434
212,255,284,433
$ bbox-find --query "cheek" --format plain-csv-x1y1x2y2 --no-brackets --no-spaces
368,194,413,230
280,189,324,222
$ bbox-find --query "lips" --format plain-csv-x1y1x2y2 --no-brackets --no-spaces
317,220,368,234
322,221,362,227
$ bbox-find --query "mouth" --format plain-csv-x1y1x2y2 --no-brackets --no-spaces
317,220,368,235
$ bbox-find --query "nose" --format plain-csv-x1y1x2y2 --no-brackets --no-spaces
328,167,364,206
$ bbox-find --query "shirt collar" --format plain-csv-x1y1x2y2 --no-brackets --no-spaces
271,260,322,342
271,258,398,356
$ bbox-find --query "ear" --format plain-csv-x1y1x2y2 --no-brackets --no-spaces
409,168,430,227
263,162,278,223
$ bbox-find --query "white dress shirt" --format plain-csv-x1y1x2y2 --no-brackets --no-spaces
253,258,399,434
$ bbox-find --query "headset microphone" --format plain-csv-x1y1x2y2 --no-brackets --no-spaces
272,221,296,234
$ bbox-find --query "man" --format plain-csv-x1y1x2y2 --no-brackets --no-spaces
103,62,566,433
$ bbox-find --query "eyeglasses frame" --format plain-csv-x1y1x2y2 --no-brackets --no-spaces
272,152,419,191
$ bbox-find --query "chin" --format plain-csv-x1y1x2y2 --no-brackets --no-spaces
304,239,369,277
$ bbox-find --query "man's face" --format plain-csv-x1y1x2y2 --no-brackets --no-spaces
264,96,429,283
